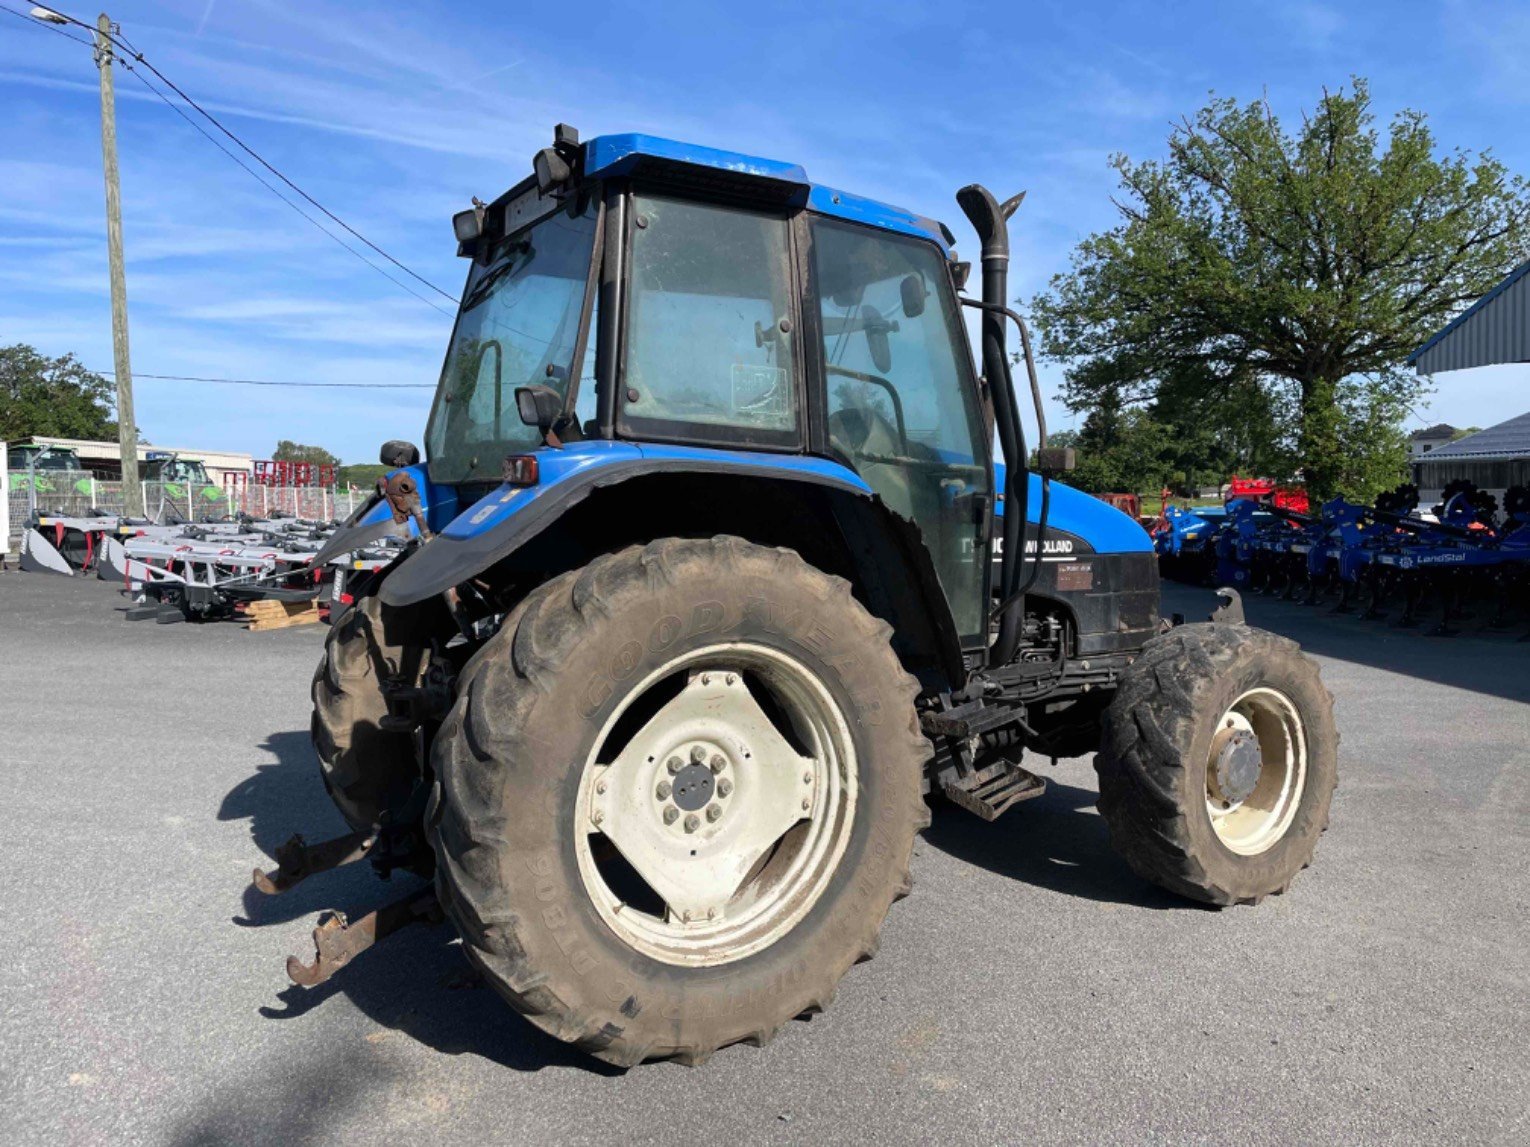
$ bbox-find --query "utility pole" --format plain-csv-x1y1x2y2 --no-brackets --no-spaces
94,11,142,515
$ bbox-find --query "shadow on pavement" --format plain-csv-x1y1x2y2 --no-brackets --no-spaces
218,728,608,1076
920,780,1200,911
1162,583,1530,705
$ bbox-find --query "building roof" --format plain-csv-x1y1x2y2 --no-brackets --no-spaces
1409,423,1456,440
1418,409,1530,461
582,133,954,252
1408,258,1530,374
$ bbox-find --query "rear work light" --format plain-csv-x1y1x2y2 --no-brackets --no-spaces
502,455,540,487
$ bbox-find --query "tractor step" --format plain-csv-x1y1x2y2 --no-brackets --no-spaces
920,700,1020,739
942,756,1046,821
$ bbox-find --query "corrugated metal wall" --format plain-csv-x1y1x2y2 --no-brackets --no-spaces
1413,456,1530,492
1413,264,1530,374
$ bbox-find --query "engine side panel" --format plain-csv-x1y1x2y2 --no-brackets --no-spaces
991,471,1160,656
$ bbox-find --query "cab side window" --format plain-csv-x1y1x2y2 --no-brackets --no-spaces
620,194,799,446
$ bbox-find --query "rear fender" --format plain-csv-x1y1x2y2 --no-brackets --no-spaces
381,443,863,605
375,441,966,686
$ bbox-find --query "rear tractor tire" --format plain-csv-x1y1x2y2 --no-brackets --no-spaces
1095,622,1338,906
428,537,930,1067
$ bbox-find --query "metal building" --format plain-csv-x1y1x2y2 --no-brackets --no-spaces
1412,410,1530,502
1408,258,1530,375
1408,259,1530,504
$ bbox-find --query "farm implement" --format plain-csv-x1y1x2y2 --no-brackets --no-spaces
17,510,408,624
1155,481,1530,638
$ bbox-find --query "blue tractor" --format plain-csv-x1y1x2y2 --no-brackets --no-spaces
263,127,1339,1067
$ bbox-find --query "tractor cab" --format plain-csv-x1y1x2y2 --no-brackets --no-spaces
10,444,84,472
142,452,210,485
403,130,1006,652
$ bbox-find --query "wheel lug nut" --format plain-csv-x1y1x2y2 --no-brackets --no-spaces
725,674,736,685
706,804,722,823
802,771,812,784
801,798,810,811
690,745,707,764
596,780,607,795
684,814,700,833
656,780,672,800
666,757,682,775
710,755,726,774
663,807,679,825
717,777,733,797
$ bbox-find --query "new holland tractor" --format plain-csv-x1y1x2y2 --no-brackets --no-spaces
257,127,1339,1067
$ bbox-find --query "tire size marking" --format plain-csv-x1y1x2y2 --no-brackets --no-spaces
526,853,598,977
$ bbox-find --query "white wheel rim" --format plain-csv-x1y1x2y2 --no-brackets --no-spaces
1204,686,1307,856
574,642,858,967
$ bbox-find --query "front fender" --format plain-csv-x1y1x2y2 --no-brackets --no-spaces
378,442,873,607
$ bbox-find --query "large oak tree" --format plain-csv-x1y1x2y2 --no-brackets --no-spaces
1032,80,1530,500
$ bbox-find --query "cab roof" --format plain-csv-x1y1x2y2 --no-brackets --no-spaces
583,133,954,254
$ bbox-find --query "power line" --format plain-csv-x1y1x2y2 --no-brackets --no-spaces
92,369,434,390
118,64,455,317
98,18,459,304
8,3,460,313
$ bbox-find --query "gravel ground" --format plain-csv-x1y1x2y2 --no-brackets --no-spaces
1,569,1526,1146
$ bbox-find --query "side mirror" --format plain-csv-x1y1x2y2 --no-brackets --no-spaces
900,273,927,318
1035,446,1076,474
862,305,893,373
380,440,420,468
515,384,565,432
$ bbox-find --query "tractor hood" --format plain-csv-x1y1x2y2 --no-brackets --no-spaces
992,463,1153,556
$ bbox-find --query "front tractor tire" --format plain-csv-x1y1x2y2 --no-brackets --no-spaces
1095,623,1338,906
311,589,431,833
428,537,930,1067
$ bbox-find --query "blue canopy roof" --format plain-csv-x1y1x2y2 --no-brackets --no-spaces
583,133,952,253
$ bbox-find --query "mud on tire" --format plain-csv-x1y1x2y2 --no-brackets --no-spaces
428,536,931,1067
1094,622,1338,906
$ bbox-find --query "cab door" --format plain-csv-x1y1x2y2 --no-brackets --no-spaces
805,218,993,646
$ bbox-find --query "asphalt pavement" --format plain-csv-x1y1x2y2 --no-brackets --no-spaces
1,568,1526,1145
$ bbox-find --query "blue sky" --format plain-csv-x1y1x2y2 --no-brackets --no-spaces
1,0,1527,463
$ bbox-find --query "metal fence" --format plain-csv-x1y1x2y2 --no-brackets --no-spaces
4,471,363,552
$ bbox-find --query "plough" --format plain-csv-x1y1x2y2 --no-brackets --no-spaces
1154,481,1530,638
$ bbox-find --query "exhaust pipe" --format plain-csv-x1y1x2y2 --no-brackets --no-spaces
956,184,1027,667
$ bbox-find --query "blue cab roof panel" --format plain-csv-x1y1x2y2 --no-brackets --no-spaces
583,132,951,253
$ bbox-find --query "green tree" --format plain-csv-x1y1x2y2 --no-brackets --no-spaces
336,463,388,489
0,344,119,441
1033,79,1529,501
273,440,341,466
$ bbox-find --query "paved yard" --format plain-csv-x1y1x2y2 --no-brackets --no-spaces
1,569,1526,1145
